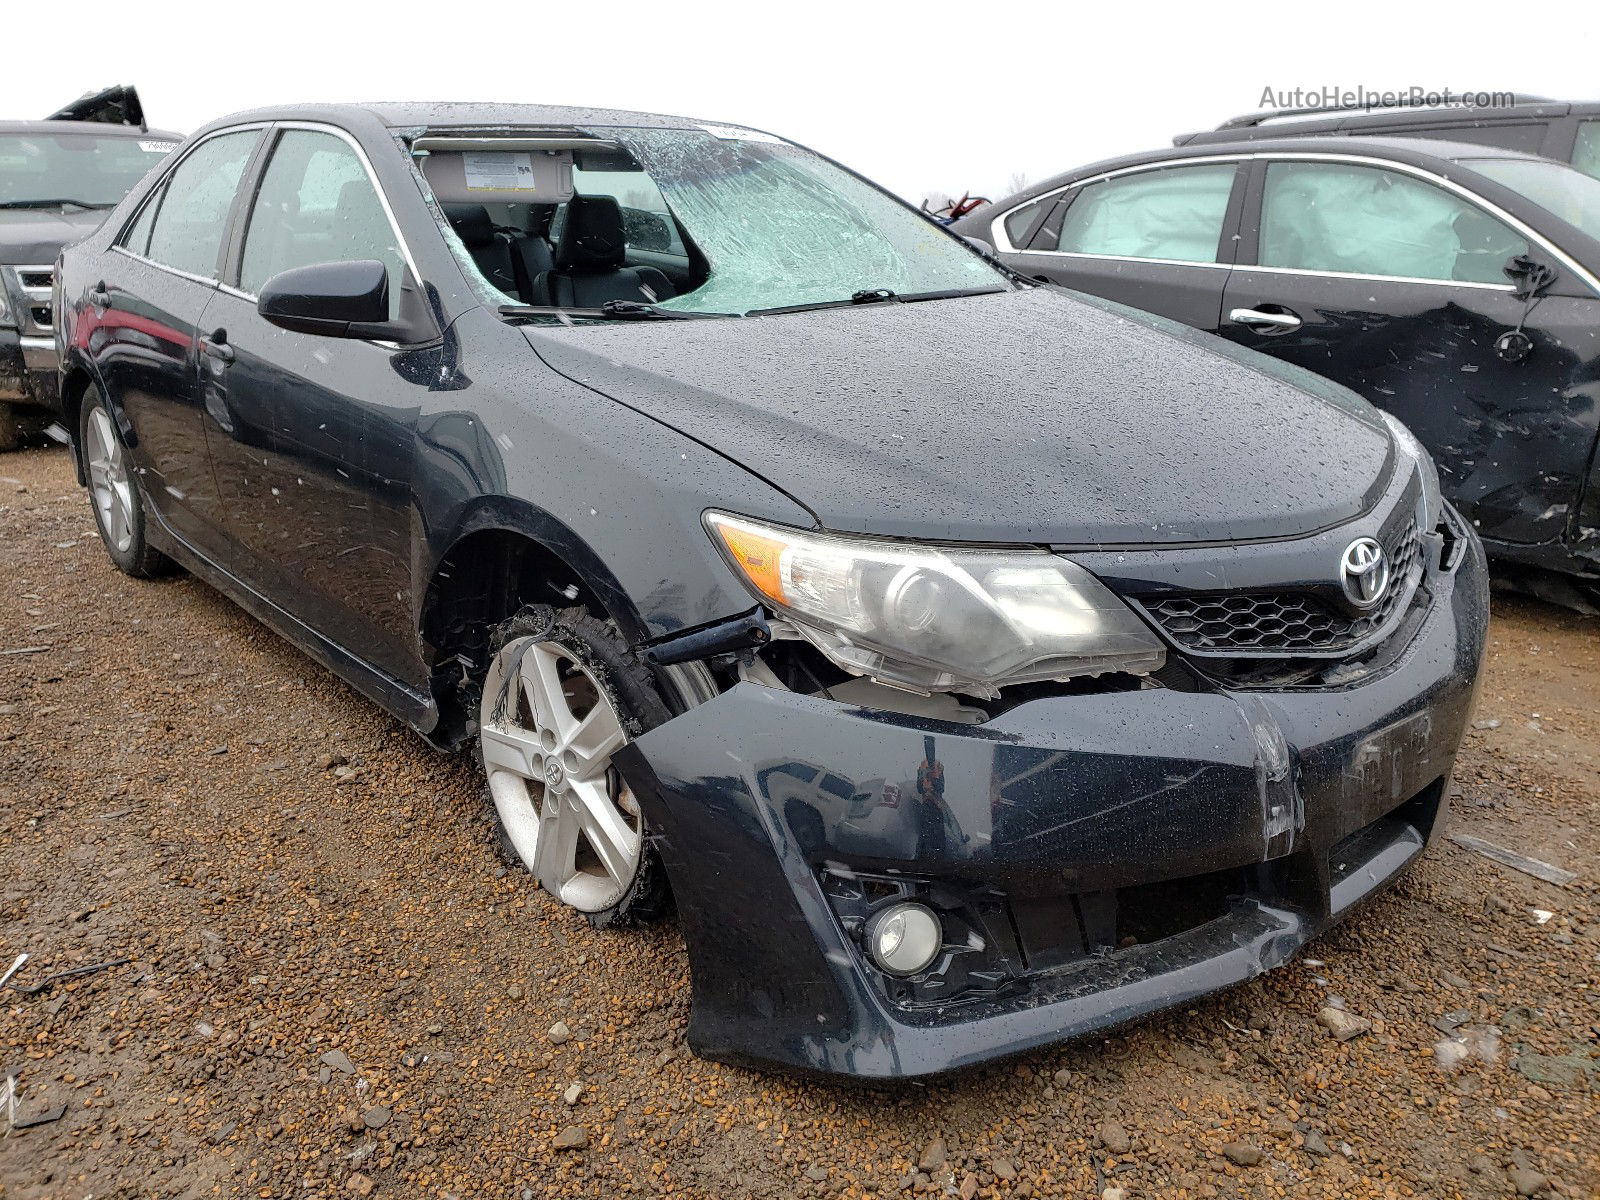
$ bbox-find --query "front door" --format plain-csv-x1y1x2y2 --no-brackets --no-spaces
92,128,261,553
203,126,425,684
1220,158,1600,547
999,161,1245,329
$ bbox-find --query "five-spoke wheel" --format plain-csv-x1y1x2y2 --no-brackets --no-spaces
480,633,647,914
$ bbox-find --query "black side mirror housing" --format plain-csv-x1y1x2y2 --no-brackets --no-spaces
258,260,433,343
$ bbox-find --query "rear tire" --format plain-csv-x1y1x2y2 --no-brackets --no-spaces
0,402,20,452
79,388,173,578
477,604,672,929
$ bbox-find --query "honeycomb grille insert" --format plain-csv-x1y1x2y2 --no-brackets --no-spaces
1145,523,1422,655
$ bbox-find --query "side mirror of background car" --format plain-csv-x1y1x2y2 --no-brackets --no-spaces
258,260,434,343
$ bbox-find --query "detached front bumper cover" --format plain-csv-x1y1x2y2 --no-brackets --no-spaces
618,530,1488,1080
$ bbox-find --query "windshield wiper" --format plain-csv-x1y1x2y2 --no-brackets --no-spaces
0,198,114,211
896,286,1010,304
746,285,1009,317
498,300,732,321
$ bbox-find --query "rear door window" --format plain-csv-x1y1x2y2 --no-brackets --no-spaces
1258,161,1528,285
1044,164,1237,263
141,130,261,279
238,129,403,314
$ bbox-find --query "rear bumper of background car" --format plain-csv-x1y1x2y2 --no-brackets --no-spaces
0,331,61,412
619,525,1489,1081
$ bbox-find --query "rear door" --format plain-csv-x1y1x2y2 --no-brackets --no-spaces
1219,156,1600,547
995,160,1247,329
94,126,263,554
199,124,425,684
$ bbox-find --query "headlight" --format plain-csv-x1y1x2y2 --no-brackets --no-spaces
705,511,1166,697
1378,411,1442,529
0,282,11,328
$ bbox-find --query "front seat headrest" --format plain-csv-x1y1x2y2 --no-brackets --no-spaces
555,195,627,272
443,204,497,248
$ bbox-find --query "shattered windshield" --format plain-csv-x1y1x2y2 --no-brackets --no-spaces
424,124,1006,318
0,133,176,207
1466,156,1600,246
615,127,1003,314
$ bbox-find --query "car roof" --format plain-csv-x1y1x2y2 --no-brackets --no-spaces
1023,134,1552,192
1175,98,1600,145
0,119,182,138
191,101,754,137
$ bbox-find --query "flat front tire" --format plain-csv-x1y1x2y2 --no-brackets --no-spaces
478,605,672,928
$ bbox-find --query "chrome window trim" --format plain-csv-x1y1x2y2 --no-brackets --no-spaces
110,120,422,300
1232,263,1514,291
1021,250,1233,272
990,149,1600,297
246,121,423,295
989,155,1252,254
113,122,271,284
111,243,223,289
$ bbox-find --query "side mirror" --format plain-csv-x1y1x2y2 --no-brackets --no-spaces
258,260,430,342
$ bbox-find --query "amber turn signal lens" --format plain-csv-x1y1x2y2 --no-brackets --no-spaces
710,517,789,604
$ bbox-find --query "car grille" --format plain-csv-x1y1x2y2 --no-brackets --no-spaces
3,265,55,334
1144,520,1422,655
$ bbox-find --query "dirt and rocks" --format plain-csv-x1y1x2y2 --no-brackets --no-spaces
1,443,1597,1199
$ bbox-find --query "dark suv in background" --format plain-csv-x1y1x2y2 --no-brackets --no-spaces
0,86,178,448
1175,95,1600,180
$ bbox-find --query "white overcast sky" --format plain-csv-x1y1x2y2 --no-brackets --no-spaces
4,0,1597,204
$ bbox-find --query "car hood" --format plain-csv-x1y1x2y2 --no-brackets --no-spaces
523,287,1396,545
0,207,107,263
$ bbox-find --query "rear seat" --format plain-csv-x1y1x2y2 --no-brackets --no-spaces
443,204,552,304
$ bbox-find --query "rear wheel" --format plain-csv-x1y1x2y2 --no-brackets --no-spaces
80,389,172,578
0,402,20,452
478,605,672,928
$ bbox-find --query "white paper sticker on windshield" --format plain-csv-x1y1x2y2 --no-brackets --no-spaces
462,151,539,192
139,140,179,153
697,123,783,145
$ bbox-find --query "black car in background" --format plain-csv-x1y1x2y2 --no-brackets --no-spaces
1175,95,1600,180
0,86,178,448
956,136,1600,604
57,102,1487,1080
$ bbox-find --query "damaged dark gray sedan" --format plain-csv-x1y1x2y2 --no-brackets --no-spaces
55,103,1489,1081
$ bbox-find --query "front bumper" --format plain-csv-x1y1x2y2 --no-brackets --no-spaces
620,524,1489,1081
0,330,61,411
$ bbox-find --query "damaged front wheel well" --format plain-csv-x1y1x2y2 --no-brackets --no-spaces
420,528,610,748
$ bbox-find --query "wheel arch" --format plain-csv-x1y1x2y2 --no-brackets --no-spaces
419,497,648,747
58,363,100,485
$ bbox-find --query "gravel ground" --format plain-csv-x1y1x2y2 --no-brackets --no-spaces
1,443,1597,1200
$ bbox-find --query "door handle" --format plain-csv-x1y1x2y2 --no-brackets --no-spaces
88,283,111,311
199,330,235,366
1228,306,1302,331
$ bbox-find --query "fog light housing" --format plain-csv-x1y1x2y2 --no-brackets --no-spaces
864,902,943,976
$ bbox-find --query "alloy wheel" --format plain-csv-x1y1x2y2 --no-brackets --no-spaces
479,636,643,912
85,407,135,555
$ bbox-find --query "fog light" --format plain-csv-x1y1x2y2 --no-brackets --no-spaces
864,902,942,976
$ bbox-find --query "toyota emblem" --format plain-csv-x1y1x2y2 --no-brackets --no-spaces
1340,537,1390,608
